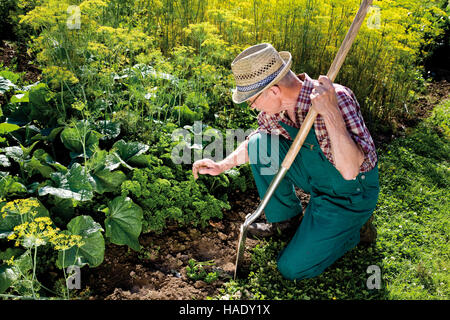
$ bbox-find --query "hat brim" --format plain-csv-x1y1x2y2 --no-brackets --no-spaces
232,51,292,104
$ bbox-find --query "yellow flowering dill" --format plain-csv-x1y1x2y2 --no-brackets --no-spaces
5,212,85,251
50,233,85,251
7,216,59,248
5,256,15,266
7,232,17,241
1,199,51,247
1,198,40,218
42,66,79,89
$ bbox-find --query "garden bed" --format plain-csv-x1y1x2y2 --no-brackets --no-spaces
83,188,309,300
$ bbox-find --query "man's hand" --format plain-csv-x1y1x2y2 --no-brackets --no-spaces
310,75,339,116
192,139,250,180
192,159,225,180
309,75,364,180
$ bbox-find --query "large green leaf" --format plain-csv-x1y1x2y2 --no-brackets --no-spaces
0,76,16,94
0,265,18,294
0,250,32,294
174,104,202,124
0,70,20,83
111,139,149,162
21,148,66,179
1,141,39,164
0,122,20,142
0,172,27,198
0,123,20,135
86,149,107,174
108,152,133,170
2,146,22,162
60,121,102,159
3,81,49,126
38,163,94,201
23,149,56,179
0,155,10,167
4,123,40,148
49,198,75,222
88,150,125,172
92,169,127,194
30,126,64,143
56,215,105,269
126,154,156,167
9,91,29,104
92,120,121,141
87,149,127,194
28,83,57,125
104,196,143,251
87,149,124,173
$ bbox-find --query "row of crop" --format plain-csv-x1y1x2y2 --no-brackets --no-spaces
0,63,255,298
0,0,257,297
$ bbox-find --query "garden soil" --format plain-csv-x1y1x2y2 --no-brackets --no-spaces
0,41,41,84
83,189,310,300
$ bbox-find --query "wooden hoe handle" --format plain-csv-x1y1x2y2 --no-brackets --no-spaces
281,0,373,170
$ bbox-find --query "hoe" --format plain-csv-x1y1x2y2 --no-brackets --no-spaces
234,0,374,279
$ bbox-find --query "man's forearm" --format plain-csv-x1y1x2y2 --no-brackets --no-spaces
218,139,250,171
322,107,364,180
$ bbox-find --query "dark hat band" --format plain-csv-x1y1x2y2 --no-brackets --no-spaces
235,64,284,92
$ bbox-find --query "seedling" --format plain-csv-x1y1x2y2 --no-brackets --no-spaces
186,259,219,283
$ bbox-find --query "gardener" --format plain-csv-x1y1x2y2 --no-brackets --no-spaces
192,43,379,280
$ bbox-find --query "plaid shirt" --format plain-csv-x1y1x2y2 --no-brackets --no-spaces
248,73,377,173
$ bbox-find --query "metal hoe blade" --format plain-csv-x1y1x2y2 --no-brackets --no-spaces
234,167,288,280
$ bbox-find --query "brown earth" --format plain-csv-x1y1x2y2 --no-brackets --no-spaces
0,40,41,84
82,189,310,300
400,80,450,128
0,40,41,107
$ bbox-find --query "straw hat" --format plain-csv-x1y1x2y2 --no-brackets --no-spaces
231,43,292,104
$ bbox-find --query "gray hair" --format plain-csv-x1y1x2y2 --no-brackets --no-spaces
276,70,298,89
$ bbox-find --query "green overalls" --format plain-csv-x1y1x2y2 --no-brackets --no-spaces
247,121,379,280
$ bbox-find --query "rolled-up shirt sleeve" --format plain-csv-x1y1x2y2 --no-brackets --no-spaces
334,85,378,172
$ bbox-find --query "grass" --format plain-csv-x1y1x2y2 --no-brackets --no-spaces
216,98,450,300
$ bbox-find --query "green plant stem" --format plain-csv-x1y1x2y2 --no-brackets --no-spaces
62,250,69,300
31,246,38,300
0,293,34,300
60,79,65,121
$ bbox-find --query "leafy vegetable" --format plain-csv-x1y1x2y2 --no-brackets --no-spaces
56,215,105,268
104,196,143,251
92,120,121,141
0,123,20,143
39,163,94,201
60,121,102,159
0,76,16,94
121,166,229,233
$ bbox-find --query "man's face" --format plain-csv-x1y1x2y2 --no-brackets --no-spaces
247,85,282,115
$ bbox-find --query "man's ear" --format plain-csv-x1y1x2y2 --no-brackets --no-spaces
270,84,281,97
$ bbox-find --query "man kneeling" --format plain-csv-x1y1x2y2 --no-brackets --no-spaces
192,43,379,280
